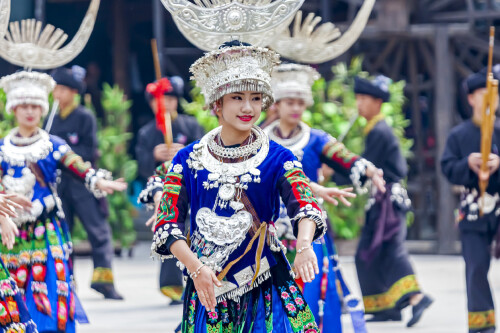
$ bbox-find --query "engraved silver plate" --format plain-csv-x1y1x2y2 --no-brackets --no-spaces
196,207,253,246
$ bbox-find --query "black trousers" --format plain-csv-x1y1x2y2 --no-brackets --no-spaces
461,224,498,333
59,177,114,270
355,209,419,314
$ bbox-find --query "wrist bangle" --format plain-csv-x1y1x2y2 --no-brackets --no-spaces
188,263,206,279
297,245,312,254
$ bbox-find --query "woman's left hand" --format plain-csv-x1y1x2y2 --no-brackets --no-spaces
293,245,319,283
96,178,128,194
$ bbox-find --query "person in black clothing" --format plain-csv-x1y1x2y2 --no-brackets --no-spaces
136,76,204,180
441,65,500,333
346,75,433,326
136,76,204,304
48,66,123,300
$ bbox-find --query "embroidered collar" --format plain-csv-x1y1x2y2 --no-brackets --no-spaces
264,120,310,156
363,113,385,136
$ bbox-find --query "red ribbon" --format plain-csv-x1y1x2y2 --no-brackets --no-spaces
146,78,173,136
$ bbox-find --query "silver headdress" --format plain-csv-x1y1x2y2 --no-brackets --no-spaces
0,0,100,70
271,63,320,106
0,72,56,115
0,0,99,115
190,43,280,109
269,0,375,64
160,0,304,51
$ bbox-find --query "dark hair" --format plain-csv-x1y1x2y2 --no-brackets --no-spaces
219,40,251,49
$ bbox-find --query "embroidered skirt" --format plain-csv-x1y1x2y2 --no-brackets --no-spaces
0,257,37,333
181,254,320,333
1,216,77,333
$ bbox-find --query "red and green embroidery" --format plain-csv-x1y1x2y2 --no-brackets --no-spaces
321,140,358,169
363,274,420,313
155,161,172,182
156,172,183,230
284,168,319,208
469,309,495,330
60,151,91,179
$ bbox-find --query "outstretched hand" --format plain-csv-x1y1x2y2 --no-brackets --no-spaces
97,178,128,194
314,185,356,207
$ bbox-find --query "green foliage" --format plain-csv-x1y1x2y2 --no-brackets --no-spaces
96,83,137,248
306,58,413,239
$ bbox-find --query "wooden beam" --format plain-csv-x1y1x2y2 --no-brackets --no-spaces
434,26,458,254
431,10,500,22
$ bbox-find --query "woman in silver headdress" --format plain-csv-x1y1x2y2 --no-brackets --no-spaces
264,63,385,332
0,71,127,333
147,41,326,332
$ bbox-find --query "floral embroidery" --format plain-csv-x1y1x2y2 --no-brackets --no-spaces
278,281,319,333
469,309,495,330
264,289,273,331
363,275,420,313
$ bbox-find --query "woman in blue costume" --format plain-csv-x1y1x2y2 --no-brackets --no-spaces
263,64,385,332
0,71,127,333
0,192,38,333
146,40,330,332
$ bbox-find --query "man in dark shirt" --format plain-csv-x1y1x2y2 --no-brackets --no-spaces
441,66,500,333
136,76,204,304
352,76,432,326
48,66,123,300
136,76,204,180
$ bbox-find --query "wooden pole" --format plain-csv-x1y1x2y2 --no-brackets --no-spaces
151,39,173,147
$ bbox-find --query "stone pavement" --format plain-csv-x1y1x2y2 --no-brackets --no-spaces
74,242,500,333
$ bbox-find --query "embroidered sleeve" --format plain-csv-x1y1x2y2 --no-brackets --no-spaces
319,135,371,191
278,159,326,242
138,161,172,208
57,145,112,198
151,161,189,261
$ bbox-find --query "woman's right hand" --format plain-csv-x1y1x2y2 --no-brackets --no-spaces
0,215,18,250
192,266,222,312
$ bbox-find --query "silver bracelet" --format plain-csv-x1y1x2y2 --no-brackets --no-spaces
189,264,206,280
297,245,312,254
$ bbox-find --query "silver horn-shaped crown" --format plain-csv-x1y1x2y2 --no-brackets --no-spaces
269,0,375,64
0,0,100,69
0,0,9,41
160,0,304,51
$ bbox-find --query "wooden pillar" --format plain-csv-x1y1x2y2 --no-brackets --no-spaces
112,0,130,94
434,26,458,254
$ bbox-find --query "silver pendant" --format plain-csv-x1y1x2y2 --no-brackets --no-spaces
219,184,236,201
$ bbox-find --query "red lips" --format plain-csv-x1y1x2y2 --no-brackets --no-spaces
238,115,253,122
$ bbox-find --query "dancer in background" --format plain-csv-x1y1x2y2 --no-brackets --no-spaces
49,66,123,300
346,75,433,326
0,71,127,333
265,63,385,332
441,66,500,333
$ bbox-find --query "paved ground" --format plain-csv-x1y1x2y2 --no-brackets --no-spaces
74,242,500,333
